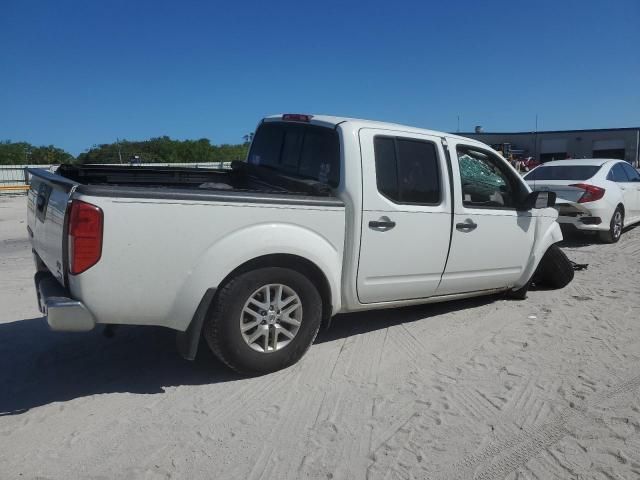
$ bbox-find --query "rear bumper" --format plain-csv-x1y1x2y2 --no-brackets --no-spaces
557,215,607,231
555,202,611,232
34,271,96,332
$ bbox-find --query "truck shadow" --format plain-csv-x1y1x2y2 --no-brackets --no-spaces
0,295,499,416
317,295,497,344
0,317,237,416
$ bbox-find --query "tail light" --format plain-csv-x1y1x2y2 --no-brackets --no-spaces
68,200,103,274
569,183,605,203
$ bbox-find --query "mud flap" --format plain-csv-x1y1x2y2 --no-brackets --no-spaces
176,288,216,361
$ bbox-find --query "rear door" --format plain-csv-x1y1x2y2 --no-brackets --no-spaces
356,129,452,303
437,141,535,295
619,162,640,222
608,163,638,221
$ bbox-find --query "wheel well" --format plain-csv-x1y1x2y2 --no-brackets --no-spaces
218,254,333,320
617,203,625,215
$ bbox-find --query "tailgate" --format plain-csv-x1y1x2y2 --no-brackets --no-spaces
27,168,79,285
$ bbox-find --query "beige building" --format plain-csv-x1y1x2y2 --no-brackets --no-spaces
461,127,640,167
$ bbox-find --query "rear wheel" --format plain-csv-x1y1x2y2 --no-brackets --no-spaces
599,206,624,243
532,244,574,289
203,267,322,375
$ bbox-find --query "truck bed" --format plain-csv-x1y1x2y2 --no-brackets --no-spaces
55,163,338,201
27,163,346,335
27,164,344,287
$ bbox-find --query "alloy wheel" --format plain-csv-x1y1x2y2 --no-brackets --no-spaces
239,284,303,353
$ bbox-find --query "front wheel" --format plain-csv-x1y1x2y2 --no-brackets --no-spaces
532,244,574,289
203,267,323,375
506,281,530,300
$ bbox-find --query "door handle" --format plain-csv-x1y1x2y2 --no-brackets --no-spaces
369,216,396,231
456,220,477,232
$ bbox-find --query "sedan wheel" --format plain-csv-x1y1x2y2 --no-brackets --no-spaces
600,206,624,243
612,210,623,239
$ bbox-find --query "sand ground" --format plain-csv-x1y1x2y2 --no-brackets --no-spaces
1,194,639,479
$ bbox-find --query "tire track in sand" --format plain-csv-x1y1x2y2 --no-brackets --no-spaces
437,369,640,479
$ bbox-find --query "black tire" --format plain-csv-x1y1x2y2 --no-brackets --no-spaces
203,267,323,375
506,281,530,300
599,206,624,244
533,244,574,289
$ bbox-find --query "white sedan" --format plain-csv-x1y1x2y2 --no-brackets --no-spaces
525,159,640,243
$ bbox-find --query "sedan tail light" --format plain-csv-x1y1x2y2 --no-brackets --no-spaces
68,200,103,274
569,183,605,203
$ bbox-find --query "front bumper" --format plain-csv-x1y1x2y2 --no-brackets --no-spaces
35,271,96,332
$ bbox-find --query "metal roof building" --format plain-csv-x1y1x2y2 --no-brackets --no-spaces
460,127,640,167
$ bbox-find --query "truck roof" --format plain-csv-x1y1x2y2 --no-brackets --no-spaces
264,114,473,144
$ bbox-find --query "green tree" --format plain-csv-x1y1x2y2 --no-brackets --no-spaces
0,141,74,165
76,136,248,164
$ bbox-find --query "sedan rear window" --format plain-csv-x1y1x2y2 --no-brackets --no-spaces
525,165,601,181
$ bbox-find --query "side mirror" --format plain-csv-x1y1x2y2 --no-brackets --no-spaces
520,190,556,210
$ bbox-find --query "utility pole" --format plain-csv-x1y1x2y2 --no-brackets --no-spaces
635,129,639,168
457,115,460,133
116,138,123,164
534,114,538,162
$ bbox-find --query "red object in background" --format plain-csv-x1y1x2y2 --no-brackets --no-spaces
521,157,541,171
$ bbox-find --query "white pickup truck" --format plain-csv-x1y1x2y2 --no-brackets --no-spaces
27,114,573,374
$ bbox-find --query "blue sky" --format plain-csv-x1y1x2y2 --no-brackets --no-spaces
1,0,639,155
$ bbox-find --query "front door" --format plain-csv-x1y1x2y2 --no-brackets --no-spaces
437,142,536,295
356,129,452,303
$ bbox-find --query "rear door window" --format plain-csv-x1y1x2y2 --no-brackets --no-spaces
396,139,440,203
620,162,640,182
373,136,441,204
608,163,630,182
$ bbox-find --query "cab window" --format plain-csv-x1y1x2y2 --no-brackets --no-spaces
248,122,340,187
